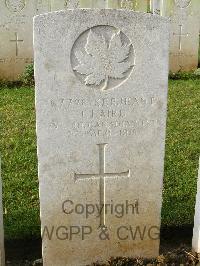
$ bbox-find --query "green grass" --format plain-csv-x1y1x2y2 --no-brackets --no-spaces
0,79,200,239
162,79,200,226
0,87,39,239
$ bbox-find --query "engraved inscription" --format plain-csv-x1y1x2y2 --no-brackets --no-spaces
71,26,135,90
75,143,130,229
0,58,33,63
173,25,189,51
10,32,23,56
174,0,191,8
5,0,26,12
49,96,160,138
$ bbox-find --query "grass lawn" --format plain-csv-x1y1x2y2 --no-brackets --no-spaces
0,79,200,239
0,87,39,239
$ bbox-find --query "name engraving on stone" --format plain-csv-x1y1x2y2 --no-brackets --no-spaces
170,52,194,57
0,16,28,30
71,25,135,90
74,143,130,229
49,96,160,137
0,58,33,63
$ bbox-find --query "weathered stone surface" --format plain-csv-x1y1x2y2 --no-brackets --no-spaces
0,0,78,81
81,0,149,11
0,159,5,266
65,0,80,8
193,158,200,253
0,1,36,80
163,0,200,72
79,0,106,8
108,0,148,12
34,9,169,265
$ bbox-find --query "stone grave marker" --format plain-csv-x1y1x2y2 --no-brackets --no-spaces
163,0,200,72
0,159,5,266
150,0,162,15
79,0,106,8
109,0,148,11
0,0,79,81
0,0,37,80
34,9,169,265
193,158,200,253
65,0,80,8
46,0,80,11
80,0,148,11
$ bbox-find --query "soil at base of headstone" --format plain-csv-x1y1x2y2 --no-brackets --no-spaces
6,226,199,266
6,248,200,266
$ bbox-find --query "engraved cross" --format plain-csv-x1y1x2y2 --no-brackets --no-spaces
10,32,23,56
74,143,130,229
173,25,189,51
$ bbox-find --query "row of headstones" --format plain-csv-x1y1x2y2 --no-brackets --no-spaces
0,0,199,80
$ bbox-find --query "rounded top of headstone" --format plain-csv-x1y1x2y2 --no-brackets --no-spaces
174,0,191,8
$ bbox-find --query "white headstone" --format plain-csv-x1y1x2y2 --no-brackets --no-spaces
65,0,80,8
34,9,169,265
107,0,134,9
193,158,200,253
80,0,148,11
163,0,200,72
0,159,5,266
0,1,36,80
0,0,78,81
150,0,162,15
108,0,148,11
79,0,106,8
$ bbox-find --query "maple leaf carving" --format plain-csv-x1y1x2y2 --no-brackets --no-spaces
74,30,133,90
